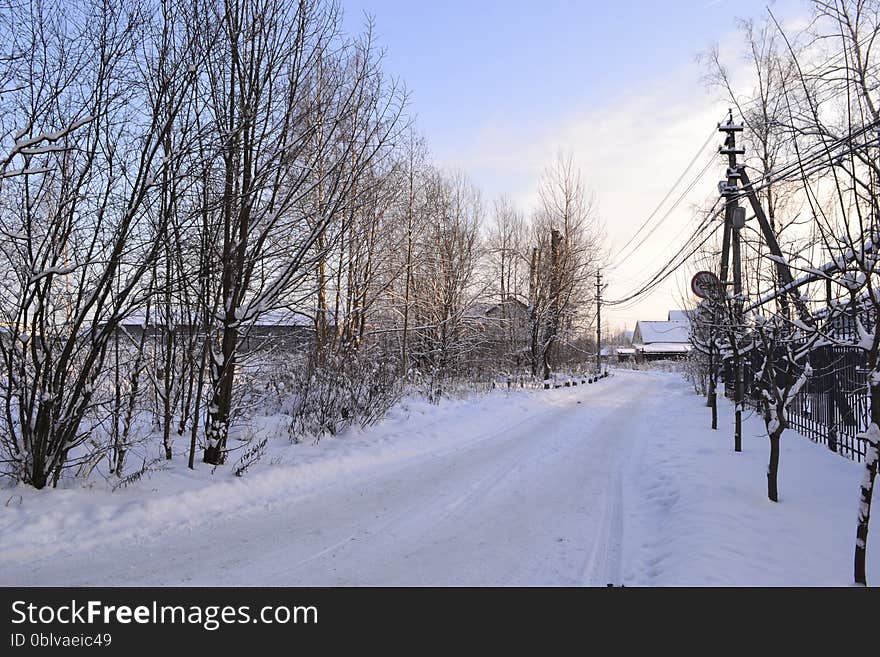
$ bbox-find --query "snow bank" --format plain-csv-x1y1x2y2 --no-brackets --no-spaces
0,389,558,564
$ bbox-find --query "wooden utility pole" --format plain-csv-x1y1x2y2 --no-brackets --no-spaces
529,246,539,378
596,270,602,373
712,119,813,442
719,112,745,453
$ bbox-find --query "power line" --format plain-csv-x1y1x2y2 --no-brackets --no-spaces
612,156,719,271
727,122,880,202
606,227,718,310
605,122,876,313
605,39,880,315
605,204,724,308
607,207,722,309
610,122,722,267
616,196,722,287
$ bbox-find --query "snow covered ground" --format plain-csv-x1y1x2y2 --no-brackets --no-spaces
622,371,879,586
0,369,877,586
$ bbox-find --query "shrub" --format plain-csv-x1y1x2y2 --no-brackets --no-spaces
288,348,404,443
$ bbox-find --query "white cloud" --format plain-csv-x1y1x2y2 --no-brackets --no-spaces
430,1,811,331
435,60,730,329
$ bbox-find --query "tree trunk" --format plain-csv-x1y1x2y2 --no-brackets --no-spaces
854,381,880,585
767,430,781,502
854,438,878,585
189,339,209,470
707,339,718,430
401,201,413,372
710,383,718,430
528,246,539,378
204,323,237,465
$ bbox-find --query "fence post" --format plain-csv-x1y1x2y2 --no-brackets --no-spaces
827,352,837,452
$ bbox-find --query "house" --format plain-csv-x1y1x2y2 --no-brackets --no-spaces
115,307,314,353
484,297,529,330
466,297,529,336
465,297,531,368
631,310,692,361
615,347,637,362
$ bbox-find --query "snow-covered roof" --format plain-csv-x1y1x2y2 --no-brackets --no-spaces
120,307,313,327
466,298,528,319
465,302,494,317
667,310,690,321
636,342,692,354
256,309,313,327
633,320,690,344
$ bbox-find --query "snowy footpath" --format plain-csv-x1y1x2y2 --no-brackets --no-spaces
0,369,877,586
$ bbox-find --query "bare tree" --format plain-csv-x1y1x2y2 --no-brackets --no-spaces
485,196,529,369
197,0,405,464
0,0,203,488
753,314,819,501
395,130,429,373
408,169,484,396
529,155,603,381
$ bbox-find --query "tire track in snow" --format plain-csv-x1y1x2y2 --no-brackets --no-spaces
580,372,662,586
4,373,656,586
582,471,624,586
280,393,604,584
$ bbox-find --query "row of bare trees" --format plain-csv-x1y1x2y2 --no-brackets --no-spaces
0,0,605,490
485,157,604,380
688,0,880,585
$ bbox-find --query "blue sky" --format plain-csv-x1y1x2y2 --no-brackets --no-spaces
342,0,804,330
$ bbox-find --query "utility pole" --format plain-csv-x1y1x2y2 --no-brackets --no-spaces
596,270,602,374
719,111,745,453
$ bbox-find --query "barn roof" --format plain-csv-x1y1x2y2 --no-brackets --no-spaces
633,319,690,345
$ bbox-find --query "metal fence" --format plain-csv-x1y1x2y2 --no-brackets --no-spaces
724,344,871,463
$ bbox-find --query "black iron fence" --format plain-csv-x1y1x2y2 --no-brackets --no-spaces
724,344,871,463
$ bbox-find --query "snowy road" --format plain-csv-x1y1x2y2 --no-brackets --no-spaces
3,373,658,586
5,369,875,585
